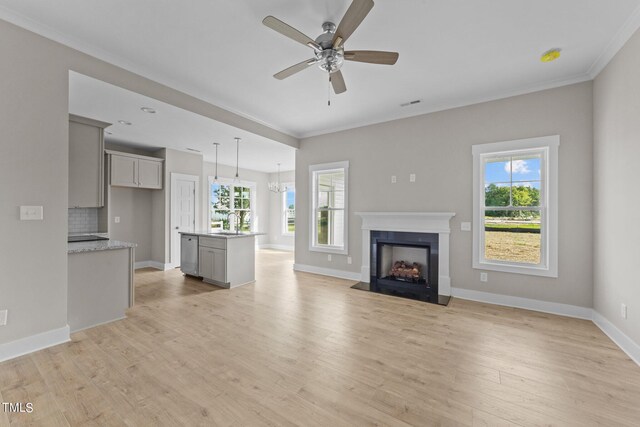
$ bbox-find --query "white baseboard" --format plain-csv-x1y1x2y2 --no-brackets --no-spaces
293,263,361,281
450,287,593,320
135,260,172,270
259,244,294,252
0,325,70,363
592,311,640,366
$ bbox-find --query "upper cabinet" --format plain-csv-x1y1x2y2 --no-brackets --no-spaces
69,114,111,208
107,151,163,190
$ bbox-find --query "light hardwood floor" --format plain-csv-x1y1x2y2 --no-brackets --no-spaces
1,250,639,426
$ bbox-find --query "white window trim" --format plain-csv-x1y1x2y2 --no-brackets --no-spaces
282,182,295,236
472,135,559,277
309,161,349,255
207,176,257,232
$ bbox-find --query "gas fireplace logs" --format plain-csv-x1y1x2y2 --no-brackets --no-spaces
389,261,422,281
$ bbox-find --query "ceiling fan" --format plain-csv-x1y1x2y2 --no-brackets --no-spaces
262,0,399,96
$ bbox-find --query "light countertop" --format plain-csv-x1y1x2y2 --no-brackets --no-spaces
179,231,265,239
68,239,136,254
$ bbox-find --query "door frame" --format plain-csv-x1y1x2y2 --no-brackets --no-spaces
170,173,200,268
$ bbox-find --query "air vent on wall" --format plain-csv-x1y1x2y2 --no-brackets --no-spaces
186,148,201,153
400,100,421,107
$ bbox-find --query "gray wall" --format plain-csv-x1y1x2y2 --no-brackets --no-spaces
0,17,293,346
201,162,272,247
0,20,70,344
593,30,640,344
268,170,295,249
296,82,594,308
109,187,153,262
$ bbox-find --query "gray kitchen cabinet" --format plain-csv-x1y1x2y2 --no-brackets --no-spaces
137,158,163,189
68,114,111,208
110,154,137,187
199,246,226,284
107,151,163,190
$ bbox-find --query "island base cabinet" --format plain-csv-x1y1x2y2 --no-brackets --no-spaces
199,246,226,285
194,235,256,288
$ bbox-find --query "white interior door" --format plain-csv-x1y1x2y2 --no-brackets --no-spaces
171,173,199,268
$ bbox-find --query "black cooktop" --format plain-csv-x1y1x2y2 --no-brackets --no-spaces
68,235,109,243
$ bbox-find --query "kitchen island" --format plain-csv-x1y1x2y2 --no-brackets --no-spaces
67,239,135,332
180,231,262,288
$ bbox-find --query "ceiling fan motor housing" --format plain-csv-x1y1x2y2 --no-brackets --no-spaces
315,22,344,73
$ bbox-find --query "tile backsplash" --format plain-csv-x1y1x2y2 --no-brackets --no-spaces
68,208,99,233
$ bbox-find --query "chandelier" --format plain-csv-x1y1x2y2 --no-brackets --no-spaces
268,163,288,193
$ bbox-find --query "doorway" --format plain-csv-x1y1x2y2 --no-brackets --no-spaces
170,173,200,268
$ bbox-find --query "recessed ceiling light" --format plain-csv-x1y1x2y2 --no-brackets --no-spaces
118,120,132,125
104,130,113,135
400,100,421,107
541,48,561,63
141,107,156,114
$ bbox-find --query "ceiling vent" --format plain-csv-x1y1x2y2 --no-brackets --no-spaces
400,100,421,107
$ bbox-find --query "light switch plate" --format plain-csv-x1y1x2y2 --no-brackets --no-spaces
20,206,43,220
391,175,397,183
480,272,488,282
0,310,7,326
327,254,332,261
347,256,352,265
409,174,416,182
621,303,627,319
461,222,471,231
115,216,121,224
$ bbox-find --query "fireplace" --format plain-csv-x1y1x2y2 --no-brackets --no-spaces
370,231,440,303
353,212,455,306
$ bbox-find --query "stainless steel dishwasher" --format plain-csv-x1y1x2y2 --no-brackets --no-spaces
180,234,199,276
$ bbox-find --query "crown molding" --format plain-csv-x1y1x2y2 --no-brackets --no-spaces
588,3,640,78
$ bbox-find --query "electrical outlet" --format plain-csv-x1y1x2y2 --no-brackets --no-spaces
114,216,121,224
621,303,627,320
409,173,416,182
480,272,488,282
347,256,352,265
327,254,332,262
461,222,471,231
0,310,7,326
391,175,397,183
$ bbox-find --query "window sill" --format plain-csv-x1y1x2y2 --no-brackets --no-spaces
310,245,348,255
473,260,557,278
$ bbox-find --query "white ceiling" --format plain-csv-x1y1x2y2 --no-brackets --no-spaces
2,0,640,138
69,72,295,173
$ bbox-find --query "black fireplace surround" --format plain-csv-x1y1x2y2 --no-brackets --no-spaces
370,230,440,303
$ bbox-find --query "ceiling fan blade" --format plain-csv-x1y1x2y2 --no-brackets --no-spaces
333,0,374,46
344,50,399,65
274,58,319,80
331,70,347,94
263,16,322,51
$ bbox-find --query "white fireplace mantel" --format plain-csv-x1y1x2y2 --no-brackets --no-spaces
355,212,456,296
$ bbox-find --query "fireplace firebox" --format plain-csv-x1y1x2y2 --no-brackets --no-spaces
369,230,441,304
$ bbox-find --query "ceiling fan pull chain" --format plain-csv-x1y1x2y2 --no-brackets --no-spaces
328,74,331,106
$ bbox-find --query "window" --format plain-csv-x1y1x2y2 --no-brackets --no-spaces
472,136,558,277
209,178,256,232
310,161,349,254
282,184,295,236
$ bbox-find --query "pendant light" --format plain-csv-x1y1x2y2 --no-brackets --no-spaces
234,137,241,183
212,142,220,183
268,163,288,193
